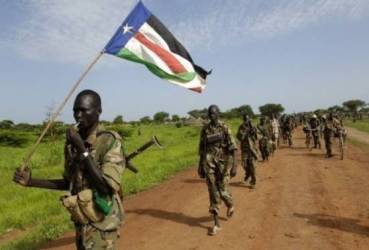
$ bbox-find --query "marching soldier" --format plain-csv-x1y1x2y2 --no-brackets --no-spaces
198,105,237,236
237,114,258,189
322,113,341,158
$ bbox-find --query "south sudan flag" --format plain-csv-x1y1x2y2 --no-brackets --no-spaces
104,1,210,93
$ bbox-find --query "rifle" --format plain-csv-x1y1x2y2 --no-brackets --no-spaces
125,136,163,173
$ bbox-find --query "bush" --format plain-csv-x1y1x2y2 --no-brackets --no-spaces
0,131,30,147
108,125,134,138
175,122,183,128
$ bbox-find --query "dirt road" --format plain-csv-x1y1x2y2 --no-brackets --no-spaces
42,129,369,250
346,127,369,145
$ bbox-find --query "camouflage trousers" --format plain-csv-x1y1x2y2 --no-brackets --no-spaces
243,157,256,185
205,168,233,215
75,223,119,250
324,134,332,156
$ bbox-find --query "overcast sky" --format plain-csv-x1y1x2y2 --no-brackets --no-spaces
1,0,369,123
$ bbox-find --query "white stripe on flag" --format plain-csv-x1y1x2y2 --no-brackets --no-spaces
125,37,174,75
139,23,196,74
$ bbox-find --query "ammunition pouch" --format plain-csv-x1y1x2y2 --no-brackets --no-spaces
206,132,223,144
60,189,104,225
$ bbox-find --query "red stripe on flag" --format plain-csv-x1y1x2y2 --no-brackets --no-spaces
134,32,187,74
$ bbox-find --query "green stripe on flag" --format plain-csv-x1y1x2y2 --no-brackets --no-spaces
117,48,196,83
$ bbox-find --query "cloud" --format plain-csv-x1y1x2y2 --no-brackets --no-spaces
171,0,369,50
11,0,137,64
6,0,369,64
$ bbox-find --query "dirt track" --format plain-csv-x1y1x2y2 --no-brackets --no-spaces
42,129,369,250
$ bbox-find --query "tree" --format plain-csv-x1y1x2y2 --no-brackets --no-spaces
0,120,14,129
187,108,208,119
221,105,254,119
113,115,124,124
343,99,366,122
153,112,169,123
139,116,151,124
343,99,366,113
259,103,284,117
327,105,344,113
171,114,180,122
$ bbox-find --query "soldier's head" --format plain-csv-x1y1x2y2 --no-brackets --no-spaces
73,89,102,130
208,105,220,124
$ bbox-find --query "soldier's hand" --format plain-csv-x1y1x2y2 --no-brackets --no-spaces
66,126,85,152
13,166,32,186
230,166,237,178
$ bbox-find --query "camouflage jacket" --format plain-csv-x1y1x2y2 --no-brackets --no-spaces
257,123,271,139
236,123,258,159
63,124,125,231
199,121,236,162
323,118,341,134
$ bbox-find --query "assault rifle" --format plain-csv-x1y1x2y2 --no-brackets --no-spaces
125,136,163,173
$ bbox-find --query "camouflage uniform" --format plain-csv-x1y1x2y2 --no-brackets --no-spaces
323,118,340,157
64,125,124,250
237,122,258,185
257,123,271,160
199,121,236,215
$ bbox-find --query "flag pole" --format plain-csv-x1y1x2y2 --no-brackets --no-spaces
21,51,105,171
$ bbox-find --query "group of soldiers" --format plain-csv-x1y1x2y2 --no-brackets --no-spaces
302,112,345,158
12,90,348,249
197,105,296,235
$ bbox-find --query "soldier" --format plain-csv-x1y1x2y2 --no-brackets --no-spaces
237,114,258,189
322,113,341,158
14,90,125,249
271,114,280,149
280,114,293,146
309,114,321,149
257,116,271,161
198,105,237,236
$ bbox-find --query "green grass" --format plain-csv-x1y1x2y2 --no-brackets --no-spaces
0,123,203,250
344,118,369,134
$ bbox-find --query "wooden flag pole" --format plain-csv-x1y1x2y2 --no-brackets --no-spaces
21,51,104,171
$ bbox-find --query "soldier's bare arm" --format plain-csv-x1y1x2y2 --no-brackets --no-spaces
13,167,69,190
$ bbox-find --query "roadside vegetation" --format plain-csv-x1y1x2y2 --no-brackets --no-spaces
344,118,369,134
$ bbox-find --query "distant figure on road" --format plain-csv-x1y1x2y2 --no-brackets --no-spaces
309,114,321,149
237,114,259,189
257,116,271,161
322,113,341,158
198,105,237,236
271,114,280,149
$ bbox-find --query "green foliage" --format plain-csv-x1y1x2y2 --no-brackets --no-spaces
13,123,40,132
171,114,180,122
0,131,31,147
345,118,369,134
259,103,285,117
187,108,207,119
108,125,134,138
0,120,14,129
221,105,254,119
139,116,151,124
327,105,344,113
112,115,124,124
153,111,169,123
342,99,366,112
